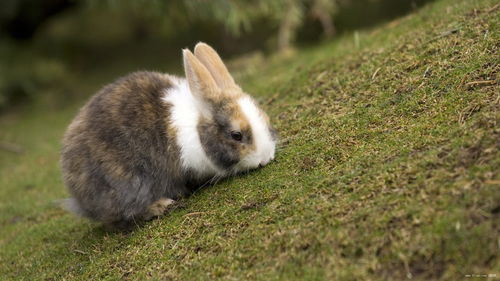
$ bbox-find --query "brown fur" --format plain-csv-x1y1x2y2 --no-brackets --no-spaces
61,43,275,230
187,46,258,160
194,43,238,92
183,49,221,103
226,99,255,158
61,71,193,227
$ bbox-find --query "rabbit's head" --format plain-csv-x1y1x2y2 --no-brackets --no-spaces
181,43,276,176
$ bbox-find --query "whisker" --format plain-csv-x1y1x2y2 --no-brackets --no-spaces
210,175,221,185
212,175,223,186
199,174,217,189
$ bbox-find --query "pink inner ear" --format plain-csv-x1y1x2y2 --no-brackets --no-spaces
194,43,237,90
183,49,220,102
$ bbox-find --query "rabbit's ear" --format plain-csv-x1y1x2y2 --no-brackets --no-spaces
194,42,238,91
183,49,219,102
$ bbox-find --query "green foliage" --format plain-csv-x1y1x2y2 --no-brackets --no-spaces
0,43,68,111
88,0,338,45
0,0,435,110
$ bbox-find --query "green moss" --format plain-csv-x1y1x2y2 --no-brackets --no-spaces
1,0,498,280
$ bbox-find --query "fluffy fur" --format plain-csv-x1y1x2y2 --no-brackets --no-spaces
162,77,225,178
236,96,276,169
60,43,276,229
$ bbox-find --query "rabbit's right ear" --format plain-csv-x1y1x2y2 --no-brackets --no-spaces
183,49,219,102
194,42,238,91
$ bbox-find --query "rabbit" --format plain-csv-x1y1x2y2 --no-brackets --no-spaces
60,42,277,229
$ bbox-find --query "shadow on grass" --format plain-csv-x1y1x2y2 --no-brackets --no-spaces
62,164,268,236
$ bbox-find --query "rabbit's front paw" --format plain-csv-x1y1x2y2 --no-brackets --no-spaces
143,198,176,220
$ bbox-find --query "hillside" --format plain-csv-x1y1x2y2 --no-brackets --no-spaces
0,0,498,280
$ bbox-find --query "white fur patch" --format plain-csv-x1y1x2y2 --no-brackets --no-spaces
237,96,276,170
162,76,224,178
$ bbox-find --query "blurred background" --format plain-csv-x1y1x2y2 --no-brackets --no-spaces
0,0,435,113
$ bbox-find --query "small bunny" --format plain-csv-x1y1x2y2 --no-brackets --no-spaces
60,43,276,229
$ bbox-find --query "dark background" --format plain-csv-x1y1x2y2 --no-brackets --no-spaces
0,0,435,112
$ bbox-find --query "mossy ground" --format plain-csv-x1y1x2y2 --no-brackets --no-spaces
1,0,498,280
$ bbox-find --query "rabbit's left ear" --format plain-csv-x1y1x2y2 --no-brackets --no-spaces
194,42,238,91
183,49,219,103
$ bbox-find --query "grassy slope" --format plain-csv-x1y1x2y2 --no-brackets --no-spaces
0,0,498,280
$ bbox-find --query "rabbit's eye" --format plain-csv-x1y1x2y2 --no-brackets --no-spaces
231,131,243,142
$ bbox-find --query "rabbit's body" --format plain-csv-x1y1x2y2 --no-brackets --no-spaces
61,43,276,228
61,72,195,226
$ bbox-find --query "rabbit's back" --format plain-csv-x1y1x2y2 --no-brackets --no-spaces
61,71,189,225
